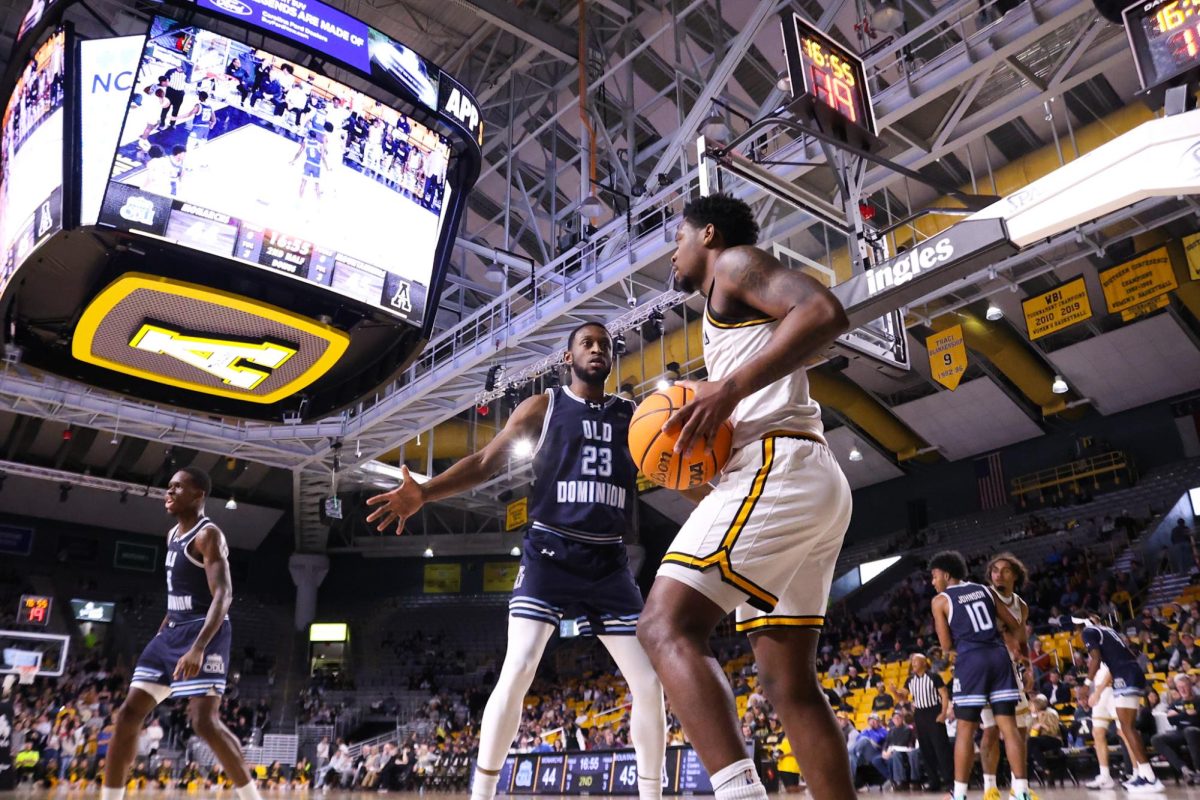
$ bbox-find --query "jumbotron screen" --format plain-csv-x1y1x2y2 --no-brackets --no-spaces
0,29,66,284
96,15,454,324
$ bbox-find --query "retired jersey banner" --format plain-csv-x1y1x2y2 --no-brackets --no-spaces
1021,276,1092,340
423,563,461,594
483,562,521,593
1185,232,1200,281
505,497,528,531
927,325,967,391
1100,246,1178,314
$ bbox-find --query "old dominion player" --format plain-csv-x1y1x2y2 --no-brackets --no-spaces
367,321,666,800
102,467,262,800
929,550,1029,800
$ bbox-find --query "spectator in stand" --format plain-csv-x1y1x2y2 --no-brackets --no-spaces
1150,673,1200,784
882,712,920,787
827,656,847,678
871,683,895,713
848,714,892,788
1041,670,1072,707
845,665,866,691
1170,631,1200,671
1171,518,1195,574
1135,606,1171,640
1026,695,1065,773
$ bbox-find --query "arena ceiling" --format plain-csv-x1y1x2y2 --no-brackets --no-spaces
1,0,1199,555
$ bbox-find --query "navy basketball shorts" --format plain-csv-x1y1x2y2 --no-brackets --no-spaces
509,527,644,636
1110,664,1147,709
131,618,231,703
952,646,1021,719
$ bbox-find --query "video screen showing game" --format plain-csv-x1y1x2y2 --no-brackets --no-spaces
0,29,66,287
97,15,454,324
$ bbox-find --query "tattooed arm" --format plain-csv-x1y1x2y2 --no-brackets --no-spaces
665,246,849,455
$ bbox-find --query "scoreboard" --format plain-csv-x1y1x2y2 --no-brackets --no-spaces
18,595,52,627
497,745,748,795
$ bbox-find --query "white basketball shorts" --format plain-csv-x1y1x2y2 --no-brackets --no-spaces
657,433,852,633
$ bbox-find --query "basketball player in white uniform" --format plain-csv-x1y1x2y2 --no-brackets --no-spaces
978,553,1035,800
1085,663,1123,789
637,193,855,800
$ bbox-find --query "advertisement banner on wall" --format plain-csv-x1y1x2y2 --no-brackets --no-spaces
423,563,461,594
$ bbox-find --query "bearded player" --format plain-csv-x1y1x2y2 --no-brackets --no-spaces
636,193,855,800
366,322,666,800
979,553,1034,800
102,468,262,800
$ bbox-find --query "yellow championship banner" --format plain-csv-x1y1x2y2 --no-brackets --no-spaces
927,325,967,391
1021,277,1092,340
1120,293,1170,322
423,563,461,594
483,562,521,593
1099,246,1178,314
505,497,528,531
1185,232,1200,281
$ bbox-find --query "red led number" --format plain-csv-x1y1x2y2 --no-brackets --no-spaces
810,66,859,124
1172,26,1200,57
28,605,45,623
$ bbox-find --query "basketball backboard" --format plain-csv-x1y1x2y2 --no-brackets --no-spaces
0,629,70,678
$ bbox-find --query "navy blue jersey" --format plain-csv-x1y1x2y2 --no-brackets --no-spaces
165,516,218,624
941,582,1006,654
304,141,323,167
529,387,637,544
1082,624,1140,671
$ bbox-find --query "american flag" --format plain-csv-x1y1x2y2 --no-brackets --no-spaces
975,452,1007,510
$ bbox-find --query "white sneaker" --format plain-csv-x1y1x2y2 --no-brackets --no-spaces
1085,775,1115,790
1123,776,1165,793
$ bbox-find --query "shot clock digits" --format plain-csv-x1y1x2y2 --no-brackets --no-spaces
1125,0,1200,89
800,35,863,125
781,12,876,137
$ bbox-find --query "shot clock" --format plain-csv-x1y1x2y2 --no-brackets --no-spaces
780,12,876,140
1125,0,1200,90
18,595,52,627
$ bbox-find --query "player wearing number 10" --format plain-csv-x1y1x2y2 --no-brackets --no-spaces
366,322,665,800
930,551,1029,800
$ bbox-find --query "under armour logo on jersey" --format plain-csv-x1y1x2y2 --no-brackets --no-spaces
540,548,556,557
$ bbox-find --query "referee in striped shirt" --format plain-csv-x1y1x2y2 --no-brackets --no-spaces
906,653,954,791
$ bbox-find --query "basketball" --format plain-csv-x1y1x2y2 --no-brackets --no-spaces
629,384,733,490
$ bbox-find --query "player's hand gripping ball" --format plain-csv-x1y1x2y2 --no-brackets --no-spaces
629,384,732,490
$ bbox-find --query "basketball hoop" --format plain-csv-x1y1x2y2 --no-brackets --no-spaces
16,664,37,685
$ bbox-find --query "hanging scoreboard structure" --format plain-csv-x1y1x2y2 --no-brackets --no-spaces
779,11,878,149
0,0,481,421
1124,0,1200,90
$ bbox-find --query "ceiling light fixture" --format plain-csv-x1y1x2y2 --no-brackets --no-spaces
423,546,434,558
1051,375,1069,395
870,0,906,32
699,109,732,142
580,193,605,217
225,497,238,510
510,546,521,557
848,445,864,462
986,302,1003,321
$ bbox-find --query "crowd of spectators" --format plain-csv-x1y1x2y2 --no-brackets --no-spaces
5,654,271,789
